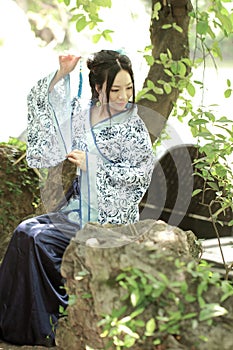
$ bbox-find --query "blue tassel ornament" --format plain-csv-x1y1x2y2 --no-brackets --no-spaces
77,60,83,98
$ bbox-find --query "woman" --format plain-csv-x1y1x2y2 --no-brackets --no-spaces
0,50,154,346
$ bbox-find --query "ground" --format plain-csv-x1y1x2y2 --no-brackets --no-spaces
0,342,56,350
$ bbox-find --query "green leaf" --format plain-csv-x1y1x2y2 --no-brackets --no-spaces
103,29,113,42
157,79,165,85
182,57,192,66
162,24,172,30
92,33,102,43
130,307,145,319
153,339,161,345
216,13,233,33
76,16,89,32
153,86,164,95
68,294,77,306
124,335,136,348
199,304,228,321
158,272,169,284
215,164,227,177
191,119,209,125
113,338,125,346
167,48,172,59
70,14,83,22
185,294,197,302
116,272,127,281
134,319,145,327
59,307,68,316
177,61,187,76
145,318,156,336
207,182,219,191
93,0,112,7
187,82,196,97
171,62,179,74
147,79,155,89
224,89,232,98
126,276,138,289
111,306,127,319
61,0,70,5
82,293,92,299
196,20,209,35
204,111,215,122
173,23,183,33
212,40,222,59
130,289,140,307
160,53,168,63
164,83,172,94
194,79,204,85
141,93,157,102
119,316,132,324
192,189,202,197
152,2,162,20
199,335,209,342
87,2,98,15
144,284,153,295
218,116,233,123
144,54,154,66
164,68,174,77
207,25,216,40
183,312,198,320
220,281,233,302
118,325,139,339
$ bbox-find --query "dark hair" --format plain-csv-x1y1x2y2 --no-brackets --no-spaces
86,50,135,109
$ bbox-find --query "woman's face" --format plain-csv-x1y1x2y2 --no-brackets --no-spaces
98,69,133,115
109,70,133,114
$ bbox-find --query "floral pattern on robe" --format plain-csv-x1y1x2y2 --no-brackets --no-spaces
26,73,155,227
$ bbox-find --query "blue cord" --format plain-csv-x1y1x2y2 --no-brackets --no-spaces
77,60,83,98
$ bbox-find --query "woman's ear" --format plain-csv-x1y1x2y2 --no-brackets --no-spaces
95,84,101,94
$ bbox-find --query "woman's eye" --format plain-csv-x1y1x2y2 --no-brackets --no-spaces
127,86,133,90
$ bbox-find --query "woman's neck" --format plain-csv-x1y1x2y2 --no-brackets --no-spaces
91,105,110,126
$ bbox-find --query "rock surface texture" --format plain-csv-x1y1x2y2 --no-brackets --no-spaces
55,219,233,350
56,220,233,350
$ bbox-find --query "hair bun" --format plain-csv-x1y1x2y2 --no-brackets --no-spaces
86,56,95,71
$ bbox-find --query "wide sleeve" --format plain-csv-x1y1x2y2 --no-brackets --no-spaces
26,72,72,168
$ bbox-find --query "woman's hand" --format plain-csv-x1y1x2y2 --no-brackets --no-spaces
58,54,81,76
67,150,86,171
49,54,81,91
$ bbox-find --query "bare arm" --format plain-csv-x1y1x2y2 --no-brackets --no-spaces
49,54,81,92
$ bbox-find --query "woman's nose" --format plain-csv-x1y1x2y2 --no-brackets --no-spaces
118,90,127,100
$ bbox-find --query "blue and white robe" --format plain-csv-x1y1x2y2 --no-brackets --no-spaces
27,72,155,228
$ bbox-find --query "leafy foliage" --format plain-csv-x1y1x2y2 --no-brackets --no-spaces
169,2,233,277
98,259,233,349
0,138,40,208
58,0,113,42
138,0,233,276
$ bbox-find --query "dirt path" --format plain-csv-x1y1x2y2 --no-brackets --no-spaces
0,341,57,350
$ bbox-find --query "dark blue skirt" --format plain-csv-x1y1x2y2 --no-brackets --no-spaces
0,211,80,347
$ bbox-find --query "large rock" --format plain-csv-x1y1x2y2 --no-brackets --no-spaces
57,219,233,350
56,219,233,350
0,144,76,262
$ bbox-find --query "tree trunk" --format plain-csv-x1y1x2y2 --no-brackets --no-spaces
139,0,193,141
